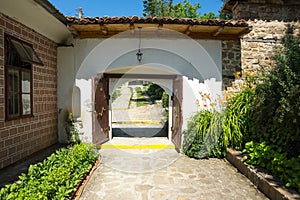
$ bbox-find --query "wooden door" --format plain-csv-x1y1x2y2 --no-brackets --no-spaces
92,76,110,144
171,76,183,151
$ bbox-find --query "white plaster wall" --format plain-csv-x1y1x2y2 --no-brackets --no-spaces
75,79,93,143
57,34,222,143
57,46,74,143
75,38,222,82
57,39,105,143
182,77,223,131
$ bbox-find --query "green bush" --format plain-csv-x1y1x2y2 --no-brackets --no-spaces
249,31,300,157
183,31,300,193
222,87,255,150
183,110,225,159
162,91,169,108
0,143,98,200
145,83,164,101
111,89,121,102
65,113,81,145
243,141,300,192
134,87,148,107
183,86,255,159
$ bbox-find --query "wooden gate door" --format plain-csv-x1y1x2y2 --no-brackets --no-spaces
92,76,110,144
171,76,183,151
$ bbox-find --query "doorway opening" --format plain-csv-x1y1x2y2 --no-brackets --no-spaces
93,73,182,150
111,80,169,138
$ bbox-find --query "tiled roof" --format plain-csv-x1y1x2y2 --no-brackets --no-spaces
66,16,249,27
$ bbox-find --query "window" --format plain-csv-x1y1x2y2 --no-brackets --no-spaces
5,35,43,120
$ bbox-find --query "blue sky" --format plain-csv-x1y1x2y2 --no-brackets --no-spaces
49,0,224,18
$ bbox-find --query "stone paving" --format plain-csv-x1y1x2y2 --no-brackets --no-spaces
112,85,165,124
112,85,167,137
85,86,268,199
79,138,268,200
112,85,132,110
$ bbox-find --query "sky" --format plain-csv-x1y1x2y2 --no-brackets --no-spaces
48,0,224,18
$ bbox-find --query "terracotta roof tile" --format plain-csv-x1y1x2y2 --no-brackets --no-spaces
66,16,249,27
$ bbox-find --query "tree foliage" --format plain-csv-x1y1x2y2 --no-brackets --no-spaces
142,0,217,19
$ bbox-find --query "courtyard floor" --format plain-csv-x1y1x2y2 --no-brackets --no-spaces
79,138,268,200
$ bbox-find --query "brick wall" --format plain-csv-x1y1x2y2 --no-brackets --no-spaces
0,13,58,169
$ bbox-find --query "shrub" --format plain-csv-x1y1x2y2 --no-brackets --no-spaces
183,31,300,193
0,143,98,200
249,31,300,157
134,87,148,107
183,110,225,159
162,91,169,108
222,87,255,150
243,141,300,192
145,83,164,101
111,89,121,102
65,113,81,145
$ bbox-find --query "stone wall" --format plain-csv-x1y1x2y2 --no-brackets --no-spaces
222,40,241,88
223,0,300,77
0,13,58,169
232,0,300,21
241,20,300,74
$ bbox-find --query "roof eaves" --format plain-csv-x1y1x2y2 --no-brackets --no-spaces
66,16,249,27
33,0,67,25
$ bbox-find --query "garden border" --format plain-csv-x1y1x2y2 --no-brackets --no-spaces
226,148,300,200
71,159,100,200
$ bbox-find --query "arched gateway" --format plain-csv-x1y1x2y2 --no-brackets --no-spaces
58,17,250,150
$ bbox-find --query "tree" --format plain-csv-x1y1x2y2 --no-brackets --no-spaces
200,12,217,20
219,10,232,19
142,0,217,19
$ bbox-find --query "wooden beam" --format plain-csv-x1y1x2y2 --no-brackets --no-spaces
232,1,239,11
75,31,243,40
68,26,78,37
129,24,135,32
71,23,249,40
238,27,252,37
100,24,108,35
212,26,224,37
158,24,163,30
104,73,177,79
184,25,193,35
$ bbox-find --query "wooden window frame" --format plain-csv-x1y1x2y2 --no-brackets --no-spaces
4,34,39,120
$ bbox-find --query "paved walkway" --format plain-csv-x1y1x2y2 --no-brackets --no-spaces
112,85,167,137
79,138,268,200
112,85,165,124
112,86,132,110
